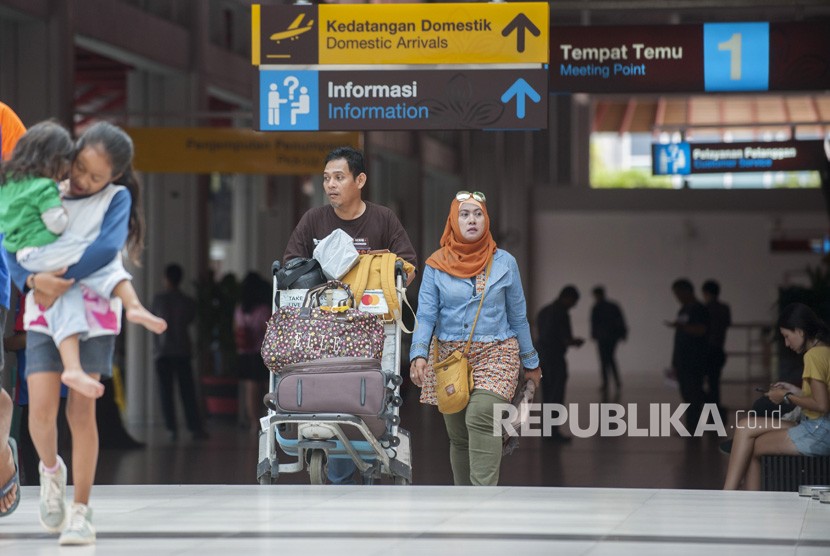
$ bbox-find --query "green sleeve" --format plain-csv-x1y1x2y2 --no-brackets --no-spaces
32,178,63,213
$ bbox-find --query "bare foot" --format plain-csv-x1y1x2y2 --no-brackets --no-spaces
0,442,17,514
61,368,105,399
126,306,168,334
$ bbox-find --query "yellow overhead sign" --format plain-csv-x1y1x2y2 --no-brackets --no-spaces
252,3,548,65
319,3,547,64
126,128,360,175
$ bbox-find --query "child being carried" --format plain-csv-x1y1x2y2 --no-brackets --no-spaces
0,121,166,398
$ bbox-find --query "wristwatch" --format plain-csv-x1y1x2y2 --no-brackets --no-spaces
783,392,793,404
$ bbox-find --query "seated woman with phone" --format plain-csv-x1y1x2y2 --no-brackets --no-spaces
723,303,830,490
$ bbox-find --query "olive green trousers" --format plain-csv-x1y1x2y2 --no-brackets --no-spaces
442,389,506,486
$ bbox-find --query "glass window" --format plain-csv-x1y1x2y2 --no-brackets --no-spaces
590,95,825,189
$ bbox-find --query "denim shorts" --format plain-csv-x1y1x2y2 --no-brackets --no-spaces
787,414,830,456
25,331,115,378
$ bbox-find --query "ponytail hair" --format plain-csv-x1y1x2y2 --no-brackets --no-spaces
118,163,145,265
76,122,145,264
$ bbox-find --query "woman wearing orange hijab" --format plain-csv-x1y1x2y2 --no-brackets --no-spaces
0,100,25,518
410,192,541,486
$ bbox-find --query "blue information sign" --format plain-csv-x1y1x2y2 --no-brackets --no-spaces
259,69,320,131
652,140,827,175
653,143,692,175
256,67,547,131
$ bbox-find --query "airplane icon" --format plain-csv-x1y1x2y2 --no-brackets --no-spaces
270,14,314,43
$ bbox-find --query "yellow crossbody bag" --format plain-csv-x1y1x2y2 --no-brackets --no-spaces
433,257,493,414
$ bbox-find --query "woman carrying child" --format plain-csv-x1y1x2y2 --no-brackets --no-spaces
0,120,165,399
2,121,159,545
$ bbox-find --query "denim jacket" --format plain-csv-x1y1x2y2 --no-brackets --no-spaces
410,249,539,369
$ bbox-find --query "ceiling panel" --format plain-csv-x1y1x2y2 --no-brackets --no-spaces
593,93,830,137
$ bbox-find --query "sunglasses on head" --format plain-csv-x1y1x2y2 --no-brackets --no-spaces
455,191,486,203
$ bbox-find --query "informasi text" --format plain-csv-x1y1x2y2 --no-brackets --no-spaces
327,80,428,121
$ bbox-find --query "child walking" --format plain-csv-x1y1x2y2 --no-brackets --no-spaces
0,120,166,399
4,121,161,545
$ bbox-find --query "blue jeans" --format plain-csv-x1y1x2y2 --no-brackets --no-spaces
327,458,357,485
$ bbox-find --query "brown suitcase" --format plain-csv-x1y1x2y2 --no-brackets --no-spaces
270,357,393,438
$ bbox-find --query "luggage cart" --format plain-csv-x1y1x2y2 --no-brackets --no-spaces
257,260,413,485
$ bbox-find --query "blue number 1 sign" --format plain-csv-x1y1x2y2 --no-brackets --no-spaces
703,22,769,92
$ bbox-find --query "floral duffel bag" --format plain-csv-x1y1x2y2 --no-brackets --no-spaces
260,280,385,374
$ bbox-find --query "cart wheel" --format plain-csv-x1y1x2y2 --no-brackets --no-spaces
389,415,401,426
388,436,401,447
389,374,403,387
394,476,411,486
390,395,403,407
308,450,327,485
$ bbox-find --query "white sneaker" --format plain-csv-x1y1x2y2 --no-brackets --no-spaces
38,457,67,532
59,503,96,545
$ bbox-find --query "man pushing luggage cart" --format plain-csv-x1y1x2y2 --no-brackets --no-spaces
258,267,412,485
257,146,417,485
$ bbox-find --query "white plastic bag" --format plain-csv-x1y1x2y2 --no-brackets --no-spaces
502,379,536,456
313,228,360,280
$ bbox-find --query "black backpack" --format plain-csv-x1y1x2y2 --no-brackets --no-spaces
276,258,326,291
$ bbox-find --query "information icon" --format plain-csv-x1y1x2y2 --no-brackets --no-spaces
259,70,318,131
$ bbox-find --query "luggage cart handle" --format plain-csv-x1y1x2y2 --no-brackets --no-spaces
272,260,282,277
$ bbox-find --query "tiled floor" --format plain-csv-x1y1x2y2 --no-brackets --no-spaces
87,367,752,488
2,485,829,555
3,367,827,554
